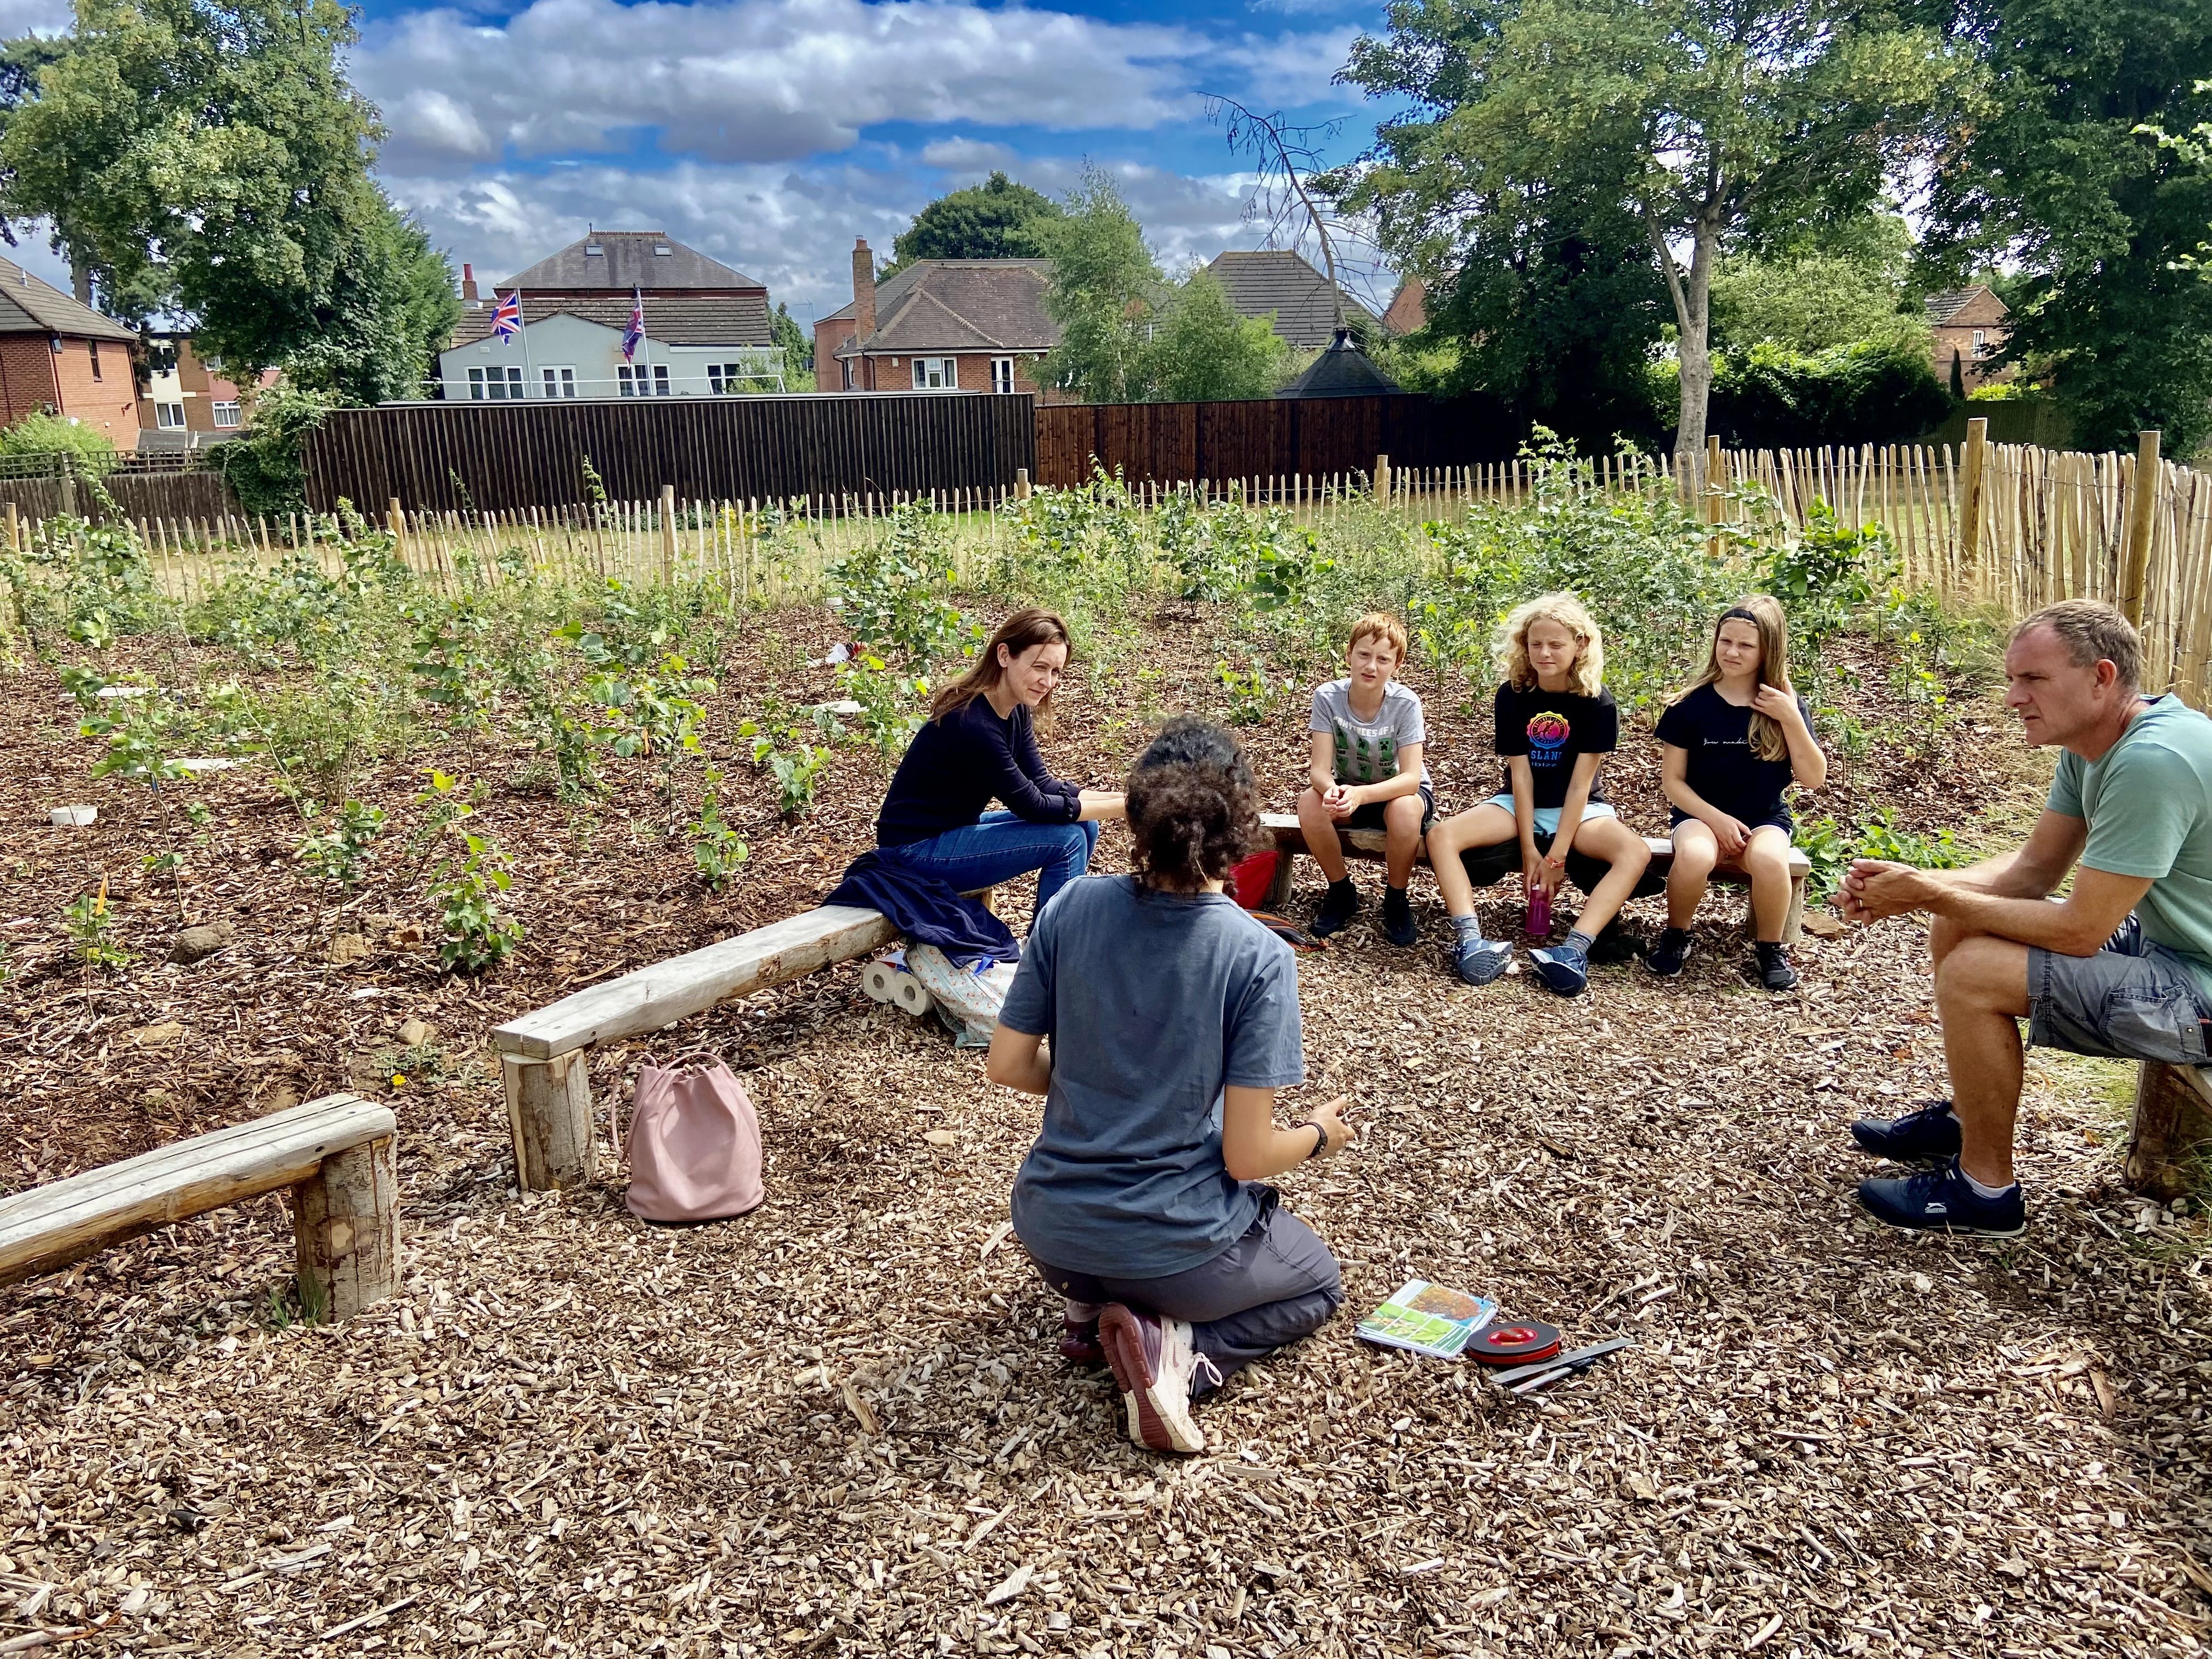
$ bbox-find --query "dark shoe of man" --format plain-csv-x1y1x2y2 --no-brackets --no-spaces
1646,927,1693,977
1312,878,1359,938
1383,884,1418,947
1097,1304,1211,1454
1587,919,1641,965
1850,1100,1962,1161
1754,941,1798,991
1857,1158,2025,1237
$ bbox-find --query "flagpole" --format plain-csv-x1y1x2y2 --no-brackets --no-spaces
639,286,657,395
517,289,535,397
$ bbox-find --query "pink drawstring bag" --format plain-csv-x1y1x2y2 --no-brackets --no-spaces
620,1052,764,1222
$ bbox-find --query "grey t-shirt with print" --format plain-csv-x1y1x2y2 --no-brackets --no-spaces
1310,678,1430,787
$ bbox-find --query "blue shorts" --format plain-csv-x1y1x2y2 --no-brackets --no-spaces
1669,806,1792,835
1479,793,1617,839
2028,916,2212,1065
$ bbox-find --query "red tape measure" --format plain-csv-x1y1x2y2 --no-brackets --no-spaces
1466,1322,1562,1364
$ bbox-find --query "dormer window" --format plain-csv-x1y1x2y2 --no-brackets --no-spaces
585,242,604,257
653,244,672,257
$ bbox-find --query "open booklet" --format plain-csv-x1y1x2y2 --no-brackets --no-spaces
1356,1279,1500,1360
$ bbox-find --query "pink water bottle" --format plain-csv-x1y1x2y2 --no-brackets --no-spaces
1526,880,1551,940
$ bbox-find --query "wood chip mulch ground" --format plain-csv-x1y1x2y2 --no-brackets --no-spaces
3,602,2209,1658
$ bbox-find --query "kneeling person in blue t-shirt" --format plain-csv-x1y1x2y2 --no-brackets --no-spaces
1843,601,2212,1237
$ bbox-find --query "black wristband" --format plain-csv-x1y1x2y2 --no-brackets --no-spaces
1305,1122,1329,1161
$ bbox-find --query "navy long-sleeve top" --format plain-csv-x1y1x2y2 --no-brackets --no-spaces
876,694,1084,846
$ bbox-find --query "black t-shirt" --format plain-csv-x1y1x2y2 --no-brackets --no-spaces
1654,683,1810,823
1494,683,1618,810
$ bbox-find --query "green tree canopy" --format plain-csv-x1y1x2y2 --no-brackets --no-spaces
1709,213,1931,357
1137,272,1290,402
1331,0,1962,458
889,171,1062,270
1923,0,2212,452
2,0,458,404
1031,168,1160,403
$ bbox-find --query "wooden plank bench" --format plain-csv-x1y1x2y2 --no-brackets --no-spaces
489,887,993,1192
1258,812,1811,944
0,1094,398,1322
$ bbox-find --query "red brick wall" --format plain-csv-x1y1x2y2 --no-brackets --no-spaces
857,350,1059,398
814,321,855,391
0,335,58,426
53,338,140,448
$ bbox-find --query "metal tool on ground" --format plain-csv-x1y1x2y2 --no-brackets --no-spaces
1494,1336,1634,1396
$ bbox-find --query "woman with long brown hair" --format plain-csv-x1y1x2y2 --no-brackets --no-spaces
874,608,1125,926
986,718,1354,1456
1648,594,1827,989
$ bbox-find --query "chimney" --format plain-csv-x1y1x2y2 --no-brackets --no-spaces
851,238,876,340
461,262,479,304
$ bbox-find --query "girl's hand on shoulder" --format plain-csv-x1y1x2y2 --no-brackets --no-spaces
1753,683,1802,724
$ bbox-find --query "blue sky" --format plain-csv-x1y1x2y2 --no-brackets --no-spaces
3,0,1402,327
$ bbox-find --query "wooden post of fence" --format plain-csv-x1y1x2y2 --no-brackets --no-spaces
387,498,406,571
1958,417,1990,599
658,484,677,585
2120,429,2163,629
1375,454,1392,506
1704,434,1724,557
4,500,15,556
1015,468,1032,501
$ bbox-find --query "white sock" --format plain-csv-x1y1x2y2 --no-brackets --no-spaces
1962,1170,2017,1199
1063,1298,1105,1323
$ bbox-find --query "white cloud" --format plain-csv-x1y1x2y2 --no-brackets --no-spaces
357,0,1202,173
0,0,69,35
917,137,1022,174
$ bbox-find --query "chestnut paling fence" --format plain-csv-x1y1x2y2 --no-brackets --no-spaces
6,419,2202,700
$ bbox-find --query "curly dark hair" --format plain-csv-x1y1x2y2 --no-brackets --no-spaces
1126,716,1262,892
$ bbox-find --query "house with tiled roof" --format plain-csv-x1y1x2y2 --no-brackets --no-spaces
0,252,140,447
436,230,782,400
814,239,1060,396
1203,250,1379,350
1381,278,1427,336
1925,285,2010,392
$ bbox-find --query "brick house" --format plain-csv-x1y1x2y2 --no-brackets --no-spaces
1381,278,1427,335
1203,250,1379,348
439,231,780,399
1925,285,2011,391
137,333,269,448
814,239,1060,396
0,252,139,449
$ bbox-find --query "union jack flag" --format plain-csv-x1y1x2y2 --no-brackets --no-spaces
490,290,522,341
622,288,645,362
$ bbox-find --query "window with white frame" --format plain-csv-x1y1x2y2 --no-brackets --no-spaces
541,366,577,399
156,402,187,429
991,357,1014,394
842,359,855,390
212,401,240,427
470,365,524,399
654,364,670,396
912,357,957,390
618,365,644,397
1971,329,1990,358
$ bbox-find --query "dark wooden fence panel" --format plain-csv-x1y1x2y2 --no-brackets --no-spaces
302,393,1040,514
0,470,240,526
1032,394,1520,487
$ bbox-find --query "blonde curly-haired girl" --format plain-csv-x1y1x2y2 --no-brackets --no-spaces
1424,590,1651,995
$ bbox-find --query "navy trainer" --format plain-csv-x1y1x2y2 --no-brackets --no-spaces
1451,933,1513,986
1850,1100,1962,1161
1528,939,1590,997
1857,1158,2025,1238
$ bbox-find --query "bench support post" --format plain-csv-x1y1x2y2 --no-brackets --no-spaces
2126,1063,2212,1201
503,1051,595,1191
293,1134,398,1322
1263,849,1295,911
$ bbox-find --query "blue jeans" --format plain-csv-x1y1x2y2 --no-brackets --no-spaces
882,811,1100,919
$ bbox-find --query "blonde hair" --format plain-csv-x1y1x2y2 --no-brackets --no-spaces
1673,595,1792,761
1496,592,1604,696
1347,612,1409,665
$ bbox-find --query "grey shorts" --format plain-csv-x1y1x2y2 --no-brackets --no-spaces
2028,916,2212,1064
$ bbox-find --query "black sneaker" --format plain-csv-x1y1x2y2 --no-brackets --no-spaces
1312,879,1359,938
1646,927,1692,976
1382,885,1417,947
1754,941,1798,991
1850,1100,1961,1161
1857,1158,2025,1238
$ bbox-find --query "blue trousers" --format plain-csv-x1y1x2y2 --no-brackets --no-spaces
881,811,1100,919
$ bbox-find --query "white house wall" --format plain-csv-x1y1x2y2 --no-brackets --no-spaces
437,313,783,400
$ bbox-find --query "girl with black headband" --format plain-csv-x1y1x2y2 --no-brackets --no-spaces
1648,595,1827,989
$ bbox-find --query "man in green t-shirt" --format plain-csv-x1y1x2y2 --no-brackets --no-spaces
1841,600,2212,1237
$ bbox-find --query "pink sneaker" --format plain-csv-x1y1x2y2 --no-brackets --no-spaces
1096,1304,1215,1454
1059,1317,1104,1367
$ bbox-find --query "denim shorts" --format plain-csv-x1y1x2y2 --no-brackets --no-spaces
1479,793,1617,839
2029,916,2212,1064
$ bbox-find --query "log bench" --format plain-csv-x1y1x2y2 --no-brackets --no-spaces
2127,1062,2212,1201
488,889,990,1192
1258,812,1810,944
0,1094,398,1321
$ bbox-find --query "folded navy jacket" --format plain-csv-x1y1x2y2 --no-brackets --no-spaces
825,849,1020,969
